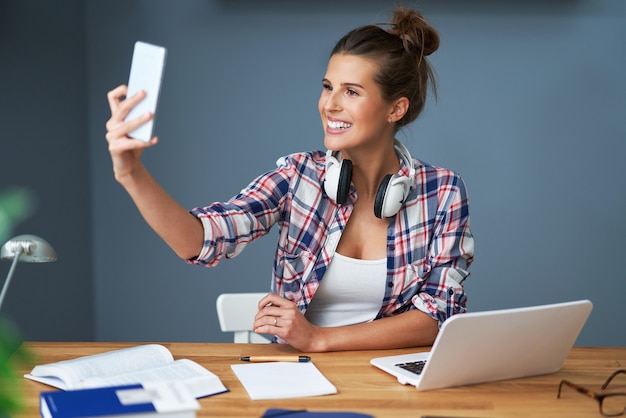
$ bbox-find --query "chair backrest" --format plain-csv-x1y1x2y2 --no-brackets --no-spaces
216,292,271,343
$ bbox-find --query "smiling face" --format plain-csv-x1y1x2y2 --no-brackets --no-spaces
318,53,400,155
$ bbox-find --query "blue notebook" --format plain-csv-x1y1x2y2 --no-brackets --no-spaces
40,382,199,418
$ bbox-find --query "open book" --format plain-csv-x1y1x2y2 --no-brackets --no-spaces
24,344,228,399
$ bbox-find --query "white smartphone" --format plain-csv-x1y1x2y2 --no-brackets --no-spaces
125,41,167,142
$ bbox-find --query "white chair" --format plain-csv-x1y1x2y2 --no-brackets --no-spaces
216,292,271,343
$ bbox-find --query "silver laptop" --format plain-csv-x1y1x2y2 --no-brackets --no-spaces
370,299,592,391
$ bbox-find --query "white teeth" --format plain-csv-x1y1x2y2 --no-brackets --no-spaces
328,120,352,129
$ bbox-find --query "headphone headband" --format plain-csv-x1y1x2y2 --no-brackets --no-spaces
393,139,415,179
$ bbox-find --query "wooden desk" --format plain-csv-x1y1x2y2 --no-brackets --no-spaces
13,342,626,417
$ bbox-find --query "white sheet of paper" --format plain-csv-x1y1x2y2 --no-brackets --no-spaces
230,362,337,400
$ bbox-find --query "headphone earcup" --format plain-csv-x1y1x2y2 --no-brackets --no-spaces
374,174,393,219
374,174,410,218
324,154,352,205
335,159,352,205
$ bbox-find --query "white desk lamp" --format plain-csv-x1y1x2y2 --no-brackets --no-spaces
0,234,57,311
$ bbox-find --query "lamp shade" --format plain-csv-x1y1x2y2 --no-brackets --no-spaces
0,234,57,311
1,234,57,263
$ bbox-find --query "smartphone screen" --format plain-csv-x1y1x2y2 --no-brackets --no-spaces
125,41,167,142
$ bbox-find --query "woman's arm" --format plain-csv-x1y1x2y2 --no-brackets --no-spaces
254,293,438,352
105,85,204,260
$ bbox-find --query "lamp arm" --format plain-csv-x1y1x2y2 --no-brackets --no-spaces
0,249,23,311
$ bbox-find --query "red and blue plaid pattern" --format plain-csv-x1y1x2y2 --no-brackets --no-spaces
190,150,474,327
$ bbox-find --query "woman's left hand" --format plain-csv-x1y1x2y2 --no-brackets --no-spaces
254,293,325,352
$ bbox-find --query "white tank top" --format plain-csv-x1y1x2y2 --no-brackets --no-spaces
304,252,387,327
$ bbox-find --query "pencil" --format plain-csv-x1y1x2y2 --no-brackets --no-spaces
239,355,311,363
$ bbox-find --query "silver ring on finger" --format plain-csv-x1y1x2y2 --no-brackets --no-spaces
273,317,277,326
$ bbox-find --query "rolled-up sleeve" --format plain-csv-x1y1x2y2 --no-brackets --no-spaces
188,166,291,267
413,174,474,325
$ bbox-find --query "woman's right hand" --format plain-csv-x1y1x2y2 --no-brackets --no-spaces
105,85,158,182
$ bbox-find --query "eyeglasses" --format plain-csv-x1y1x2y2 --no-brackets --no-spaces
558,369,626,416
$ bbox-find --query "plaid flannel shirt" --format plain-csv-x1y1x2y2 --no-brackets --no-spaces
190,150,474,326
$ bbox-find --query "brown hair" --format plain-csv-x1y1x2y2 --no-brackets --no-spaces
330,6,440,130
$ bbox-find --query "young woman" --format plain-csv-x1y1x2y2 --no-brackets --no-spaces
105,6,474,352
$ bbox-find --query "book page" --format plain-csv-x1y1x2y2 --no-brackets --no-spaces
81,359,228,398
27,344,173,389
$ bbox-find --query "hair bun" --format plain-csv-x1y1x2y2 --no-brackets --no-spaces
390,7,440,56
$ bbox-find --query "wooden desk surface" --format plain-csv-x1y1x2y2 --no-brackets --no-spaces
13,342,626,417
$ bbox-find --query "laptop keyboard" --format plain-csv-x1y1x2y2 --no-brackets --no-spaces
396,360,427,375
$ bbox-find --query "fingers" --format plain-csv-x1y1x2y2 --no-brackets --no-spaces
256,293,292,318
257,293,289,309
254,294,297,335
106,85,146,113
254,313,291,334
106,85,128,114
106,84,148,127
105,85,155,146
252,298,320,351
257,293,272,311
105,111,153,143
104,85,158,180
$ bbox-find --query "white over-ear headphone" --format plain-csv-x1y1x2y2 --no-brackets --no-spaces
324,139,416,219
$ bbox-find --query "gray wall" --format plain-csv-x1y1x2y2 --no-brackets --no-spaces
0,1,94,341
2,0,624,346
